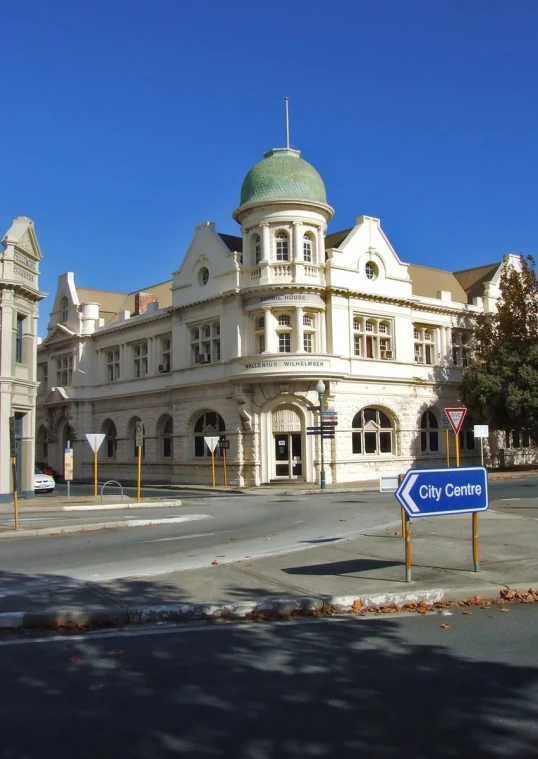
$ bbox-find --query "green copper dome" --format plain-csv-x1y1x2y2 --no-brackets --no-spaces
239,148,327,207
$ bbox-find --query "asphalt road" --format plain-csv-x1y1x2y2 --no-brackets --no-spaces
0,479,535,595
1,603,537,758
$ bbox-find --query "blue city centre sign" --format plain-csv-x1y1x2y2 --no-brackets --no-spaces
395,466,489,518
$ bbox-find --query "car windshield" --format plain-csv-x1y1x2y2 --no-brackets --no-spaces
34,467,44,474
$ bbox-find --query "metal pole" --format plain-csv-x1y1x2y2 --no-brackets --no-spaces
446,429,450,467
223,447,227,488
11,457,19,531
211,449,216,488
94,436,98,497
472,512,479,571
319,391,325,489
66,440,70,499
405,511,412,583
480,437,484,467
455,432,460,467
137,446,142,503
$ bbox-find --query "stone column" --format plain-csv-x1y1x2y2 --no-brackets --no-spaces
263,305,278,353
260,224,270,262
295,306,304,352
292,221,303,262
319,310,327,353
317,227,325,266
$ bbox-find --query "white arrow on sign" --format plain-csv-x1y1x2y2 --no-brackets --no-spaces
204,436,220,453
400,474,420,513
85,433,106,452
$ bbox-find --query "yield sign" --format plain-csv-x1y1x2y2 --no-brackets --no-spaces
85,433,106,452
444,407,467,434
204,436,220,453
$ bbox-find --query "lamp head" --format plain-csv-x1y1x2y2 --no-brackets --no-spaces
315,379,326,395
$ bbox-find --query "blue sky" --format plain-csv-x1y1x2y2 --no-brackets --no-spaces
2,0,538,335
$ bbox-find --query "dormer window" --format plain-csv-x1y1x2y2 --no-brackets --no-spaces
365,262,378,281
60,297,69,322
275,231,289,261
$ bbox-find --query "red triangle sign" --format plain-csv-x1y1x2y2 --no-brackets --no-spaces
444,407,467,434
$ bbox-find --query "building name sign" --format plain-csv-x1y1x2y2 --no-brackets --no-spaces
14,251,36,271
260,294,307,302
13,266,35,283
245,359,329,370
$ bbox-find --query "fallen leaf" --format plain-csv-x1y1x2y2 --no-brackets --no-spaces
70,656,82,663
462,611,472,615
245,563,252,567
88,683,105,691
229,536,237,541
278,554,286,557
108,649,124,655
440,623,451,629
211,560,218,565
499,608,510,613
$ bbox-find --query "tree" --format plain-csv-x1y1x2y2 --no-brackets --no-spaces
459,255,538,443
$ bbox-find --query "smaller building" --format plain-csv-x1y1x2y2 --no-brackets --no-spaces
0,218,45,501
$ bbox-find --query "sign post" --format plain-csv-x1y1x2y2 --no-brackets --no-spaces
444,408,467,467
85,433,106,497
205,436,220,487
474,424,489,467
219,438,230,488
9,416,18,531
395,466,488,581
135,422,144,503
441,410,452,466
64,442,73,498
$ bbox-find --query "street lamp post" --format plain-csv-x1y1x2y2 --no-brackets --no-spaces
316,378,326,489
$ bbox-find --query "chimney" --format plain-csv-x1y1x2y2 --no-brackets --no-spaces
133,292,157,316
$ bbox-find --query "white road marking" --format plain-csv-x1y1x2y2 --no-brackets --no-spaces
140,530,230,544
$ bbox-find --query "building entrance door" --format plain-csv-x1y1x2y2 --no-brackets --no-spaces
274,433,302,478
272,407,303,480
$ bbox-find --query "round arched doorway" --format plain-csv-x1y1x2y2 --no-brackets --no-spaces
272,406,303,480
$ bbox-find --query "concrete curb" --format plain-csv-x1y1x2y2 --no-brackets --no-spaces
0,513,212,540
2,583,529,630
62,500,182,511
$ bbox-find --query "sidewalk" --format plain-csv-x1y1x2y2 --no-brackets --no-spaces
1,476,537,630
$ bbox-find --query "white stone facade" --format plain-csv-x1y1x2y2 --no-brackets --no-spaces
0,218,45,502
35,147,529,487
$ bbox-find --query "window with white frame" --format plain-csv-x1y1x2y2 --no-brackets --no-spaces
56,354,73,386
277,312,292,353
352,408,394,454
451,330,472,367
420,410,439,452
303,232,314,263
60,297,69,322
15,314,25,363
365,262,378,281
160,336,171,372
252,234,261,265
133,341,148,378
190,321,220,364
303,312,316,352
254,315,265,354
414,325,436,365
106,348,120,382
275,231,289,261
353,315,393,359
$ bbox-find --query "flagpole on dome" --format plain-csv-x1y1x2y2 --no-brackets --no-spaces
285,97,290,149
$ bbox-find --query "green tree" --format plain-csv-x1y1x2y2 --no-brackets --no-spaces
459,255,538,442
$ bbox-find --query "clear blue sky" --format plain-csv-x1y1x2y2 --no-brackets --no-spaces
2,0,538,335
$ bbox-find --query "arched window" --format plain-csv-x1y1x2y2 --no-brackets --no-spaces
60,297,69,322
162,417,173,458
352,408,394,455
278,314,291,326
459,420,475,452
194,411,225,457
103,420,117,459
276,313,292,353
256,316,265,330
303,233,314,263
252,234,261,265
275,231,289,261
420,410,439,452
365,262,378,281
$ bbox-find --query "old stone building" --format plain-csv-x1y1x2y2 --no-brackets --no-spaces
36,145,524,487
0,218,45,501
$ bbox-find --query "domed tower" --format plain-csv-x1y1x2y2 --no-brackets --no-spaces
233,146,334,356
233,147,334,283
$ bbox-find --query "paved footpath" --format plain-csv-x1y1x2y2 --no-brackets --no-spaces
1,473,537,629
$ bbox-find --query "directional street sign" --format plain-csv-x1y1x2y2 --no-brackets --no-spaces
395,466,488,518
307,405,320,412
444,407,467,434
